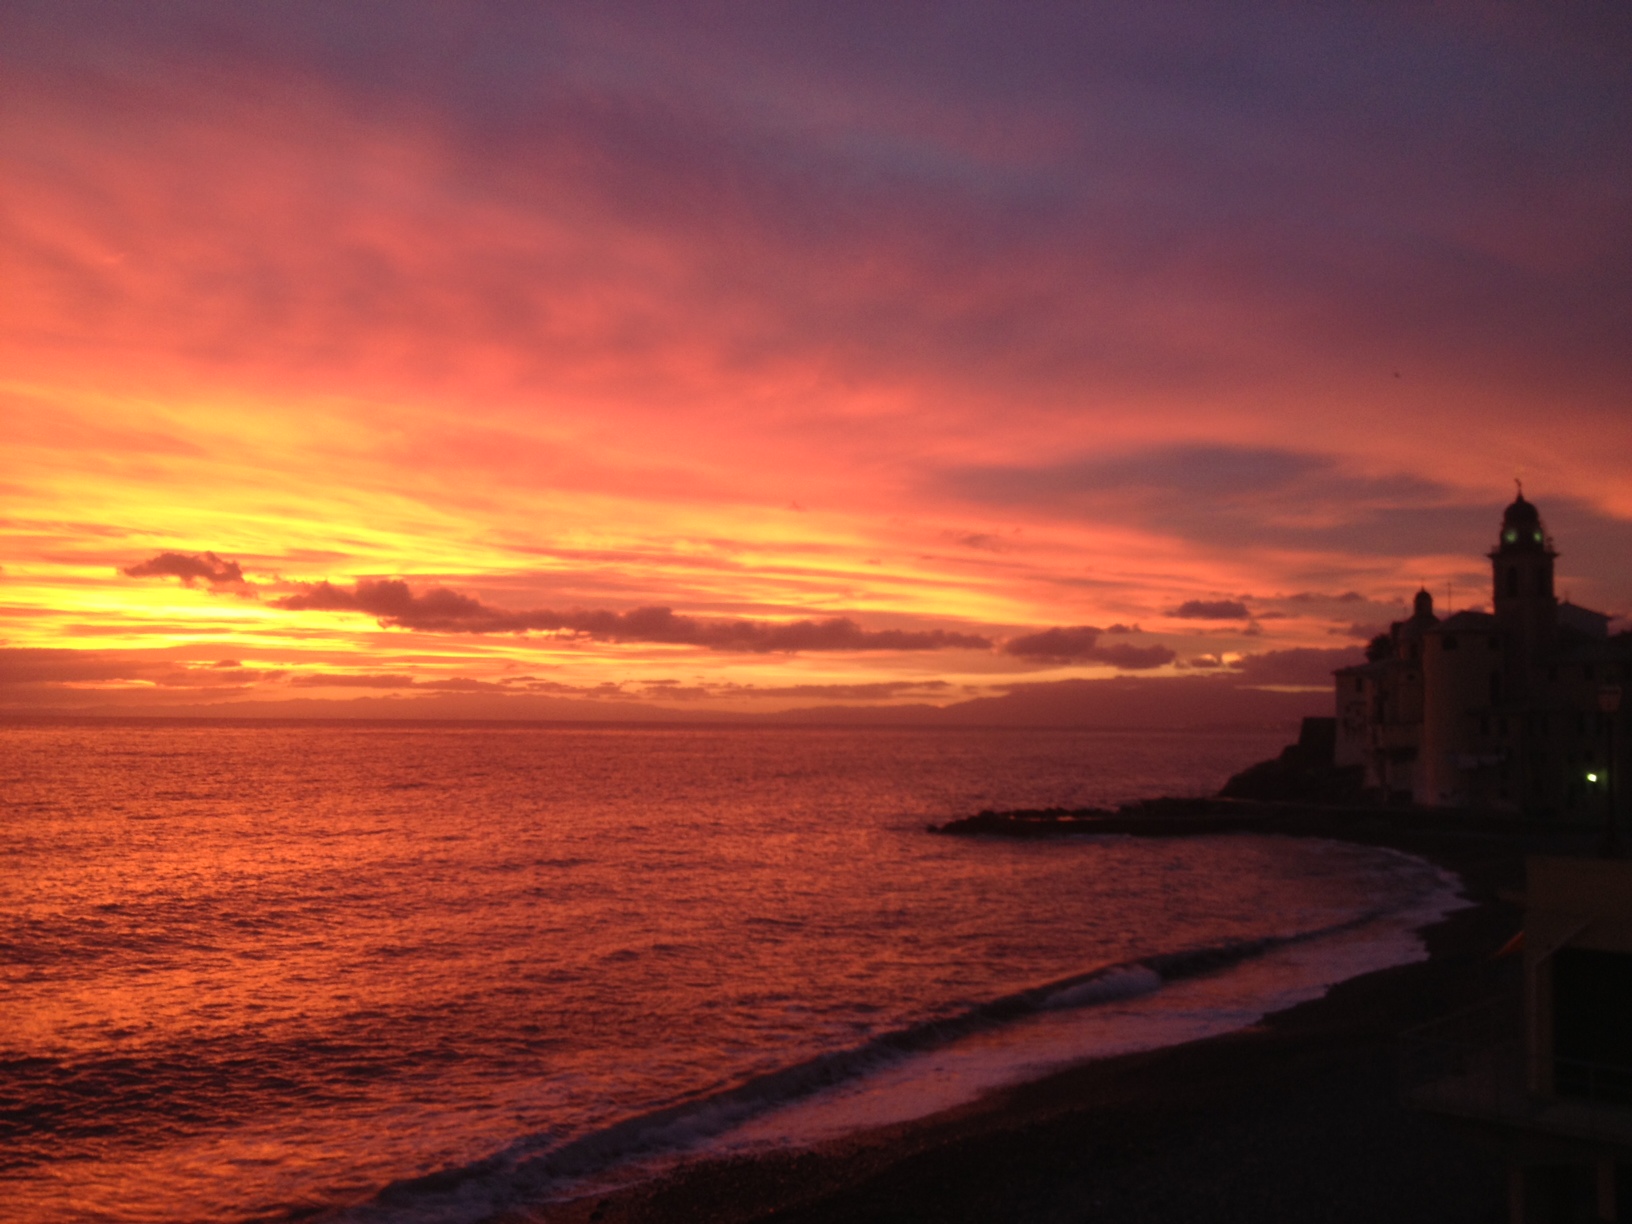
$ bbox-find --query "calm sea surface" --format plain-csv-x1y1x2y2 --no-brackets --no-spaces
0,721,1460,1223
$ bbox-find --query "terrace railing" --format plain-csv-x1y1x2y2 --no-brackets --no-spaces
1400,997,1632,1149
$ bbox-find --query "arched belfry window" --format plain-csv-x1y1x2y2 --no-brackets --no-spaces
1507,567,1519,597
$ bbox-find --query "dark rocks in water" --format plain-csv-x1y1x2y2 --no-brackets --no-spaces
1220,716,1363,804
929,798,1263,838
929,807,1117,836
930,718,1368,840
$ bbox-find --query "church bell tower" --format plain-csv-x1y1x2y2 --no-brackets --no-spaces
1490,489,1557,654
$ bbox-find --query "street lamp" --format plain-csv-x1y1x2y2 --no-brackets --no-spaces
1599,684,1622,858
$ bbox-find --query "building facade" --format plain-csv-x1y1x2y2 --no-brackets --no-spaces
1402,855,1632,1221
1335,493,1631,815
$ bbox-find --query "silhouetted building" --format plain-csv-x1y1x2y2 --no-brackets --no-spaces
1403,856,1632,1221
1335,493,1631,815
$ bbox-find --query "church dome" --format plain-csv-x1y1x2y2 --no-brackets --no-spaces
1503,492,1540,529
1498,491,1547,551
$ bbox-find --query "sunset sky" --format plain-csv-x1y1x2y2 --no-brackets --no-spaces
4,2,1631,720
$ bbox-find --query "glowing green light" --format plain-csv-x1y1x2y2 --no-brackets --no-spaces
1587,773,1599,783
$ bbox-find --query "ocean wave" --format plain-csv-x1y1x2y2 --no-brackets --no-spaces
326,908,1395,1223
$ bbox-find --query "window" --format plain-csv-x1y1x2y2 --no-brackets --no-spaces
1506,567,1518,597
1553,949,1632,1104
1443,636,1458,651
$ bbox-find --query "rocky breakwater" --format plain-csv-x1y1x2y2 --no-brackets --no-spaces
929,797,1273,838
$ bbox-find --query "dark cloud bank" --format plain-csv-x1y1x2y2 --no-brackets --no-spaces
272,578,992,652
1003,625,1175,670
119,559,1361,678
122,551,245,587
117,558,993,653
1171,599,1250,620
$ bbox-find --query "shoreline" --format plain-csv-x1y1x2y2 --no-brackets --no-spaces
521,812,1574,1224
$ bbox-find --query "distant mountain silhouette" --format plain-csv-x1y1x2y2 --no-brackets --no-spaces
767,677,1324,729
29,675,1324,730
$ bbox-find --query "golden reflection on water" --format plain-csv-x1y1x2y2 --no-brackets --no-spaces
3,721,1426,1223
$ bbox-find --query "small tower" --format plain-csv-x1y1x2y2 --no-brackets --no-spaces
1490,490,1557,653
1412,587,1435,622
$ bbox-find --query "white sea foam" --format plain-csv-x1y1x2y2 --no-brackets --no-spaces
697,845,1468,1156
1041,964,1164,1009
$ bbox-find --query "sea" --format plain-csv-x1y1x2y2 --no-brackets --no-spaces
0,720,1465,1224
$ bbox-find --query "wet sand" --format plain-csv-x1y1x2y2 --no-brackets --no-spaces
530,815,1576,1224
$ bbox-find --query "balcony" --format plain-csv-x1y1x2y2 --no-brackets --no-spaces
1401,998,1632,1149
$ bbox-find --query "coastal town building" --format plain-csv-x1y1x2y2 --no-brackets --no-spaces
1404,855,1632,1222
1334,492,1632,814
